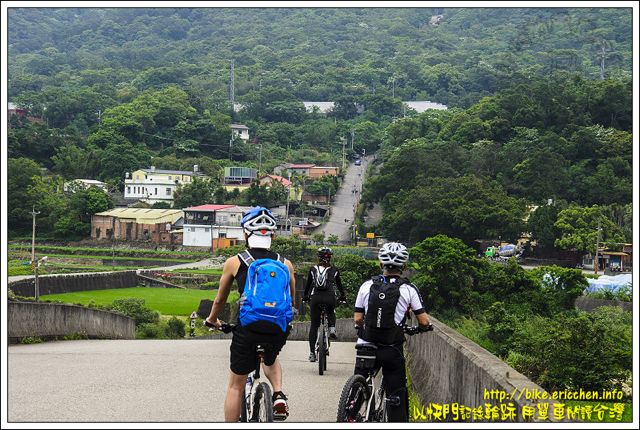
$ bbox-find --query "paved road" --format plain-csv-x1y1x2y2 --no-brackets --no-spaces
8,339,356,422
319,156,371,242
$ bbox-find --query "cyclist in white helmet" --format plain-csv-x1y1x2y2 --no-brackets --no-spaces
352,242,431,422
206,206,295,421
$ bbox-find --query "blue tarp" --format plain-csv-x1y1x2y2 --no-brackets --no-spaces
585,274,632,293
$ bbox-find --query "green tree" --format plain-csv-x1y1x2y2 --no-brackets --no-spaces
8,157,42,231
173,177,216,208
554,205,624,254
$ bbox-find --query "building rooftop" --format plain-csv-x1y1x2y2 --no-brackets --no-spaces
183,204,236,212
231,123,249,129
140,168,203,175
261,175,292,187
288,164,316,168
94,208,183,223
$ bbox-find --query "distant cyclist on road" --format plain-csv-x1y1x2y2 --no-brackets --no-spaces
205,206,295,422
353,242,431,422
303,246,347,362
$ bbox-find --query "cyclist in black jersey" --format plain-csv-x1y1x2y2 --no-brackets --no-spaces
206,207,295,422
303,247,347,362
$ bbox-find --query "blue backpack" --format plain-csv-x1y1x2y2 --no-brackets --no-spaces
238,251,293,333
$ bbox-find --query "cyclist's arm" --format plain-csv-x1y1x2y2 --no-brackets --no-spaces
353,281,369,327
285,259,296,301
334,270,346,299
206,256,239,325
303,268,314,298
408,284,430,328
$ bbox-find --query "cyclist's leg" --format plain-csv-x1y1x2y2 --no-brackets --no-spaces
378,345,409,422
262,335,289,419
308,295,322,353
227,327,255,422
224,371,250,422
325,294,337,337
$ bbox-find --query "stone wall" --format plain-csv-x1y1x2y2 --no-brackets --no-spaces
8,271,139,297
8,302,135,339
574,296,632,313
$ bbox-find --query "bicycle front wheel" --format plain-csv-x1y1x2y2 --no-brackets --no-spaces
253,382,274,422
336,374,370,422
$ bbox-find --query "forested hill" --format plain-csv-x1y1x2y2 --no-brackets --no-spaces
9,8,632,107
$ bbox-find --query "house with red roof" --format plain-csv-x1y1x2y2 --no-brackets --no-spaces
182,204,246,247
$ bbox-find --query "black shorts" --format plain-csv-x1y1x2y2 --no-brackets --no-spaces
230,324,290,375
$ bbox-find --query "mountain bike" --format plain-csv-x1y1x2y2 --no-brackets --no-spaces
315,300,347,376
336,324,433,422
207,322,276,422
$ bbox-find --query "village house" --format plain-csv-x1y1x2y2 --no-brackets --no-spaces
124,165,205,206
91,208,183,244
63,179,108,193
182,204,251,248
231,123,250,141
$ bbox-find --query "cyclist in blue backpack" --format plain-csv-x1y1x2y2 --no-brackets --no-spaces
205,206,295,422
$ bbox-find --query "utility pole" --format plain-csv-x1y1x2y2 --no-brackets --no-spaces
341,137,347,171
594,218,602,274
230,59,235,112
258,144,263,174
351,129,355,150
30,207,40,264
284,172,292,233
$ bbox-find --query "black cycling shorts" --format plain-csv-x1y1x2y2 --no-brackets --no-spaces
230,324,290,375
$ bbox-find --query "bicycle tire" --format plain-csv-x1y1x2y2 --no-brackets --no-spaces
318,329,326,375
336,374,370,422
253,382,274,422
240,390,248,422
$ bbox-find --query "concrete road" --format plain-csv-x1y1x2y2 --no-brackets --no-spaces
8,339,356,422
319,156,371,243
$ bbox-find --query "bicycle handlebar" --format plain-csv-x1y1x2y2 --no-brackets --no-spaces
353,323,433,336
203,319,236,334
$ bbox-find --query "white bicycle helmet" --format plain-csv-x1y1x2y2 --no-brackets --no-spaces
378,242,409,268
241,206,277,248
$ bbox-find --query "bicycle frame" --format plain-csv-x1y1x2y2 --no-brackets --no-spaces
315,305,330,355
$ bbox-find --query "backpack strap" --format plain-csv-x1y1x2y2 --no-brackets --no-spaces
238,251,255,266
276,253,285,264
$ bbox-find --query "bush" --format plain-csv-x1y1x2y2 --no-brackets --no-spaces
215,244,246,258
201,281,219,289
271,236,309,262
20,336,43,344
165,317,186,338
109,298,159,325
136,322,166,339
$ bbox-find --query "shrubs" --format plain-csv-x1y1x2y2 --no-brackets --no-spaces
109,298,159,325
136,317,187,339
165,317,186,338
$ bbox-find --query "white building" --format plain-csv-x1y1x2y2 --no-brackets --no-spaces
182,204,251,247
231,124,250,141
124,166,204,206
63,179,108,193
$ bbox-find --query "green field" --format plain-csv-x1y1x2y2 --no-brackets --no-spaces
42,287,238,316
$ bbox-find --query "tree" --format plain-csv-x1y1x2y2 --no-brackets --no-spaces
527,203,563,249
410,234,482,313
8,158,43,231
554,205,624,254
381,176,527,245
173,177,217,209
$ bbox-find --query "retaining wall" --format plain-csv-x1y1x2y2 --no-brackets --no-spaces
8,302,135,339
8,271,140,297
406,316,556,422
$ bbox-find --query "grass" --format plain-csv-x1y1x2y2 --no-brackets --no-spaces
42,287,239,316
9,243,211,258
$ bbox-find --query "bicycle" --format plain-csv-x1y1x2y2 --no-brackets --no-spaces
206,321,277,422
336,324,433,422
312,300,347,376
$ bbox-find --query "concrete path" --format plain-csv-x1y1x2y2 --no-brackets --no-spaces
8,339,356,422
319,156,371,243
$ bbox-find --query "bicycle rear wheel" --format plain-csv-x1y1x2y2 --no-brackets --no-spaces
240,391,248,422
252,382,274,422
318,329,326,375
336,374,370,422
